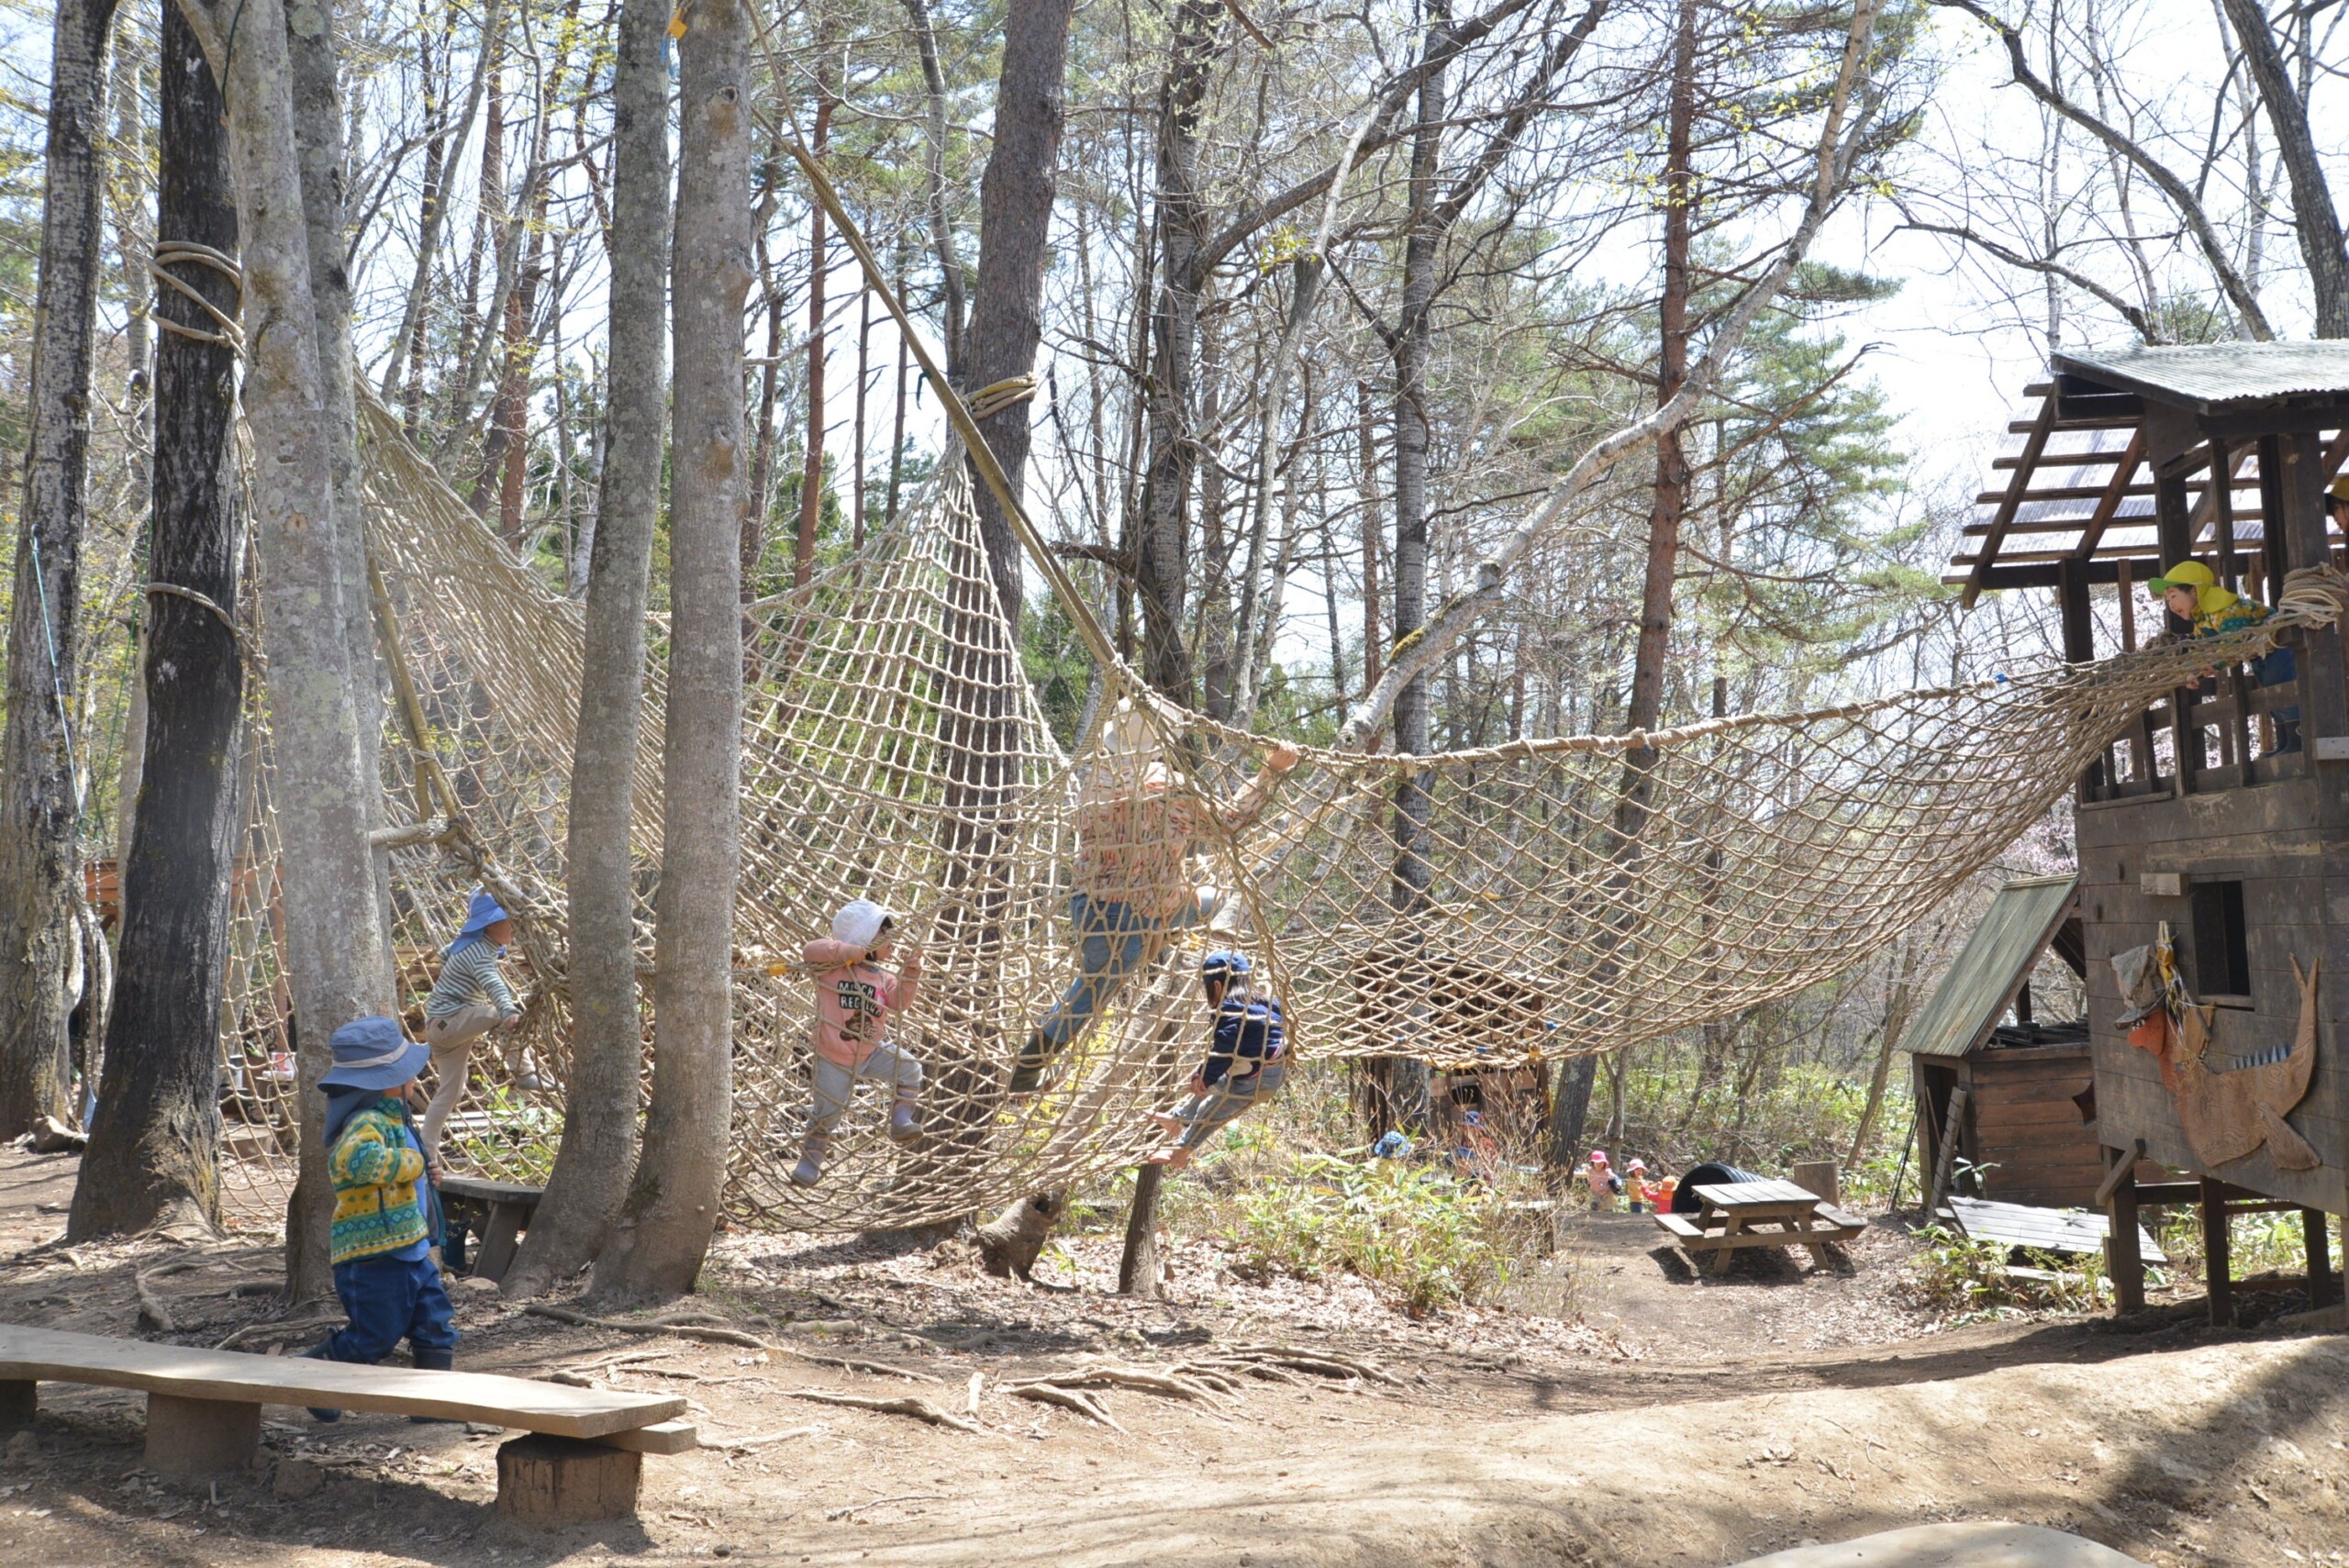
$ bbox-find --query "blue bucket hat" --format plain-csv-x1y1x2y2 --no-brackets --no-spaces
452,888,509,948
1200,949,1253,980
318,1016,430,1093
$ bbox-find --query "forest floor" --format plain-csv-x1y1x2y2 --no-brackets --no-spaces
0,1147,2344,1568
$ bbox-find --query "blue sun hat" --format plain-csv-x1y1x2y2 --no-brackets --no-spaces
318,1016,430,1093
451,888,509,951
1200,950,1253,981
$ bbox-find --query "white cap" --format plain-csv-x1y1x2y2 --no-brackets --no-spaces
831,899,892,950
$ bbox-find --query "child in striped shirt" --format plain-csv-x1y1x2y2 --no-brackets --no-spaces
418,888,538,1159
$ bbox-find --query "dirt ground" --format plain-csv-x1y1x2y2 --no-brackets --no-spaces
1,1148,2345,1568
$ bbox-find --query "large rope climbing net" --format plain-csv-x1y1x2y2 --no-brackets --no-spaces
206,381,2349,1230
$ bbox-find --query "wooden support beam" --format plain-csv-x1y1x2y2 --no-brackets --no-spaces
146,1393,258,1475
0,1382,30,1432
2102,1145,2144,1317
2201,1175,2234,1329
2277,431,2349,756
1927,1085,1970,1213
2306,1209,2338,1311
1965,395,2058,607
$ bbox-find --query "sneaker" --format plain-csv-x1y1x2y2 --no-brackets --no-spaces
1007,1034,1054,1095
789,1155,823,1186
886,1104,924,1148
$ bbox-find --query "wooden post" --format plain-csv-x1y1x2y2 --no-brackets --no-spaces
0,1381,31,1431
2277,432,2349,752
2305,1207,2338,1310
1792,1160,1840,1206
145,1393,259,1474
2059,555,2101,798
2103,1145,2144,1316
495,1433,643,1525
2201,1175,2234,1329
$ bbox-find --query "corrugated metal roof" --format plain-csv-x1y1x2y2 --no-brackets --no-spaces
1901,874,2079,1059
2053,341,2349,412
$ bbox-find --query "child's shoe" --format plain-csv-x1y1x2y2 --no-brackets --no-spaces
886,1102,924,1148
790,1134,829,1186
300,1342,343,1422
1006,1032,1054,1095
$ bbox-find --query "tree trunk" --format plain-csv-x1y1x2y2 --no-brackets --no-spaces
2222,0,2349,338
70,2,240,1238
1113,0,1222,1295
169,0,395,1302
962,0,1076,627
1370,9,1450,1140
1848,940,1917,1169
1132,0,1221,704
591,0,747,1306
503,0,671,1301
795,93,832,590
1550,0,1696,1169
0,0,119,1137
902,0,966,373
285,0,399,1293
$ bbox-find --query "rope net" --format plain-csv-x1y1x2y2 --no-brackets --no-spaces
213,403,2349,1229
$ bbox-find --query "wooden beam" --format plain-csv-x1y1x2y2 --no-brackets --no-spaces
2306,1209,2338,1310
2074,429,2149,562
2104,1145,2144,1316
2202,1175,2234,1328
1966,395,2060,607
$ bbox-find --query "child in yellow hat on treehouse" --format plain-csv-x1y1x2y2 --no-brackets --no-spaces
2148,560,2299,753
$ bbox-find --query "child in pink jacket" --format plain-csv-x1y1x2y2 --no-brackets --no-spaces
791,900,925,1186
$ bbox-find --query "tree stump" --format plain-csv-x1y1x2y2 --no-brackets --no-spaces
145,1394,258,1474
495,1434,641,1525
0,1381,32,1431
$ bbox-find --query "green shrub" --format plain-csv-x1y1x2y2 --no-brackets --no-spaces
1905,1222,2104,1319
1214,1149,1531,1314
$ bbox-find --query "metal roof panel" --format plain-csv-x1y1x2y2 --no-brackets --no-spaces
1901,874,2079,1058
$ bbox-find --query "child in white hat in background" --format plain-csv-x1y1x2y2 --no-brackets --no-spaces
791,900,925,1186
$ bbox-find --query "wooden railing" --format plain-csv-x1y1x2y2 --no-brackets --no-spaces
2082,639,2307,803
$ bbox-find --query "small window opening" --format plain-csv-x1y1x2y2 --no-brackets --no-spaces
2188,880,2250,998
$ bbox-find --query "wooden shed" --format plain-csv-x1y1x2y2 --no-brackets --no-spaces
1951,343,2349,1323
1907,875,2103,1209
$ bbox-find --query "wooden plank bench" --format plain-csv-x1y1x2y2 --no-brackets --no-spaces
439,1174,544,1283
0,1323,692,1525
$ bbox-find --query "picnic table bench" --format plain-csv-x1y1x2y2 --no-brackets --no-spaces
439,1174,544,1282
1655,1179,1868,1274
0,1323,692,1524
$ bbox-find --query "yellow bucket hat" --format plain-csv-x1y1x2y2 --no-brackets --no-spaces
2145,561,2215,595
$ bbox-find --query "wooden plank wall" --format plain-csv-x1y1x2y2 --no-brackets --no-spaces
2076,775,2349,1215
1963,1046,2105,1207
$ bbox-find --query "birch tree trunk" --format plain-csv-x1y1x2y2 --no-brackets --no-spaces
592,0,746,1306
0,0,119,1136
962,0,1077,627
71,2,242,1237
505,0,672,1299
171,0,395,1300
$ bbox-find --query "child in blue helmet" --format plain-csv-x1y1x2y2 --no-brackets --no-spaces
419,888,536,1160
302,1017,456,1421
1146,949,1286,1170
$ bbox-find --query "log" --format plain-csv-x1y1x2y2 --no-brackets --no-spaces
495,1433,643,1526
0,1381,32,1430
145,1392,258,1474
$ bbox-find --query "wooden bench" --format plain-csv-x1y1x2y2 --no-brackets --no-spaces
439,1175,544,1283
0,1324,692,1525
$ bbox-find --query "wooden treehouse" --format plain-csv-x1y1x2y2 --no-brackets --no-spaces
1904,874,2107,1210
1954,343,2349,1323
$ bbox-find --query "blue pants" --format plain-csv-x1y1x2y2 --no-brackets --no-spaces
2257,646,2302,751
324,1251,458,1365
1037,892,1211,1048
1174,1061,1286,1149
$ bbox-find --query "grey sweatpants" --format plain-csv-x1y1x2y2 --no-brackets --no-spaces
1173,1061,1286,1149
806,1040,923,1138
419,1005,525,1159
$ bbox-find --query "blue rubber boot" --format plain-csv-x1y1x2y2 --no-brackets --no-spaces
300,1342,343,1423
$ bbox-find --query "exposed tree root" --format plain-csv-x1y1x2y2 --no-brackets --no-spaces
780,1388,980,1433
524,1302,941,1383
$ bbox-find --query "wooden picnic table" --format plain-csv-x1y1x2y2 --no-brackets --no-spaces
1654,1179,1868,1274
439,1174,543,1283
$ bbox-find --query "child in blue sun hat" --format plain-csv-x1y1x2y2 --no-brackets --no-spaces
1145,949,1286,1170
419,887,538,1160
301,1016,457,1421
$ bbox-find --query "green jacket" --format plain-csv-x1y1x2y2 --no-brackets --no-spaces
328,1100,429,1264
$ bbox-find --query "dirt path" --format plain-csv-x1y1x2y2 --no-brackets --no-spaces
0,1151,2342,1567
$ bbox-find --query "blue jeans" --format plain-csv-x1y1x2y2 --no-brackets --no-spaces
1035,892,1212,1049
323,1251,458,1365
1174,1061,1286,1149
2256,645,2301,751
